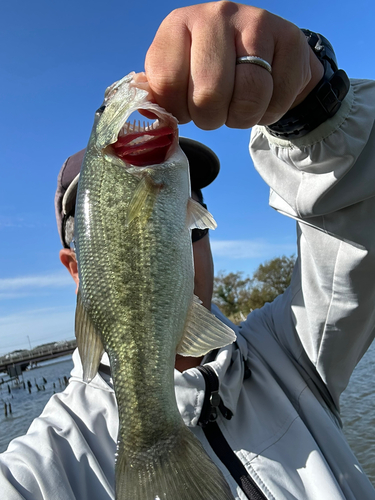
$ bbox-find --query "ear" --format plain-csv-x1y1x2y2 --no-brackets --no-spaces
60,249,79,293
192,232,214,311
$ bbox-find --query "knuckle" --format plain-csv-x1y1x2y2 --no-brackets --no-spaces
232,92,265,113
239,7,274,40
265,95,292,121
226,98,265,129
209,0,238,16
225,114,252,129
226,72,272,128
190,91,228,130
195,120,224,131
258,111,285,127
192,86,227,110
268,104,290,123
147,72,184,95
283,23,306,48
163,6,189,25
256,88,294,125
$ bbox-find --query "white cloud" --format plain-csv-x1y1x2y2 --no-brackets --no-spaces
0,214,37,229
0,306,75,355
0,272,73,292
210,239,295,259
0,292,38,300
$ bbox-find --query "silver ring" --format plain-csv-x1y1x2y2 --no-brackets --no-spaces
236,56,272,74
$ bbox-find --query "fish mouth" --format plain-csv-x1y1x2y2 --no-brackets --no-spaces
112,112,176,167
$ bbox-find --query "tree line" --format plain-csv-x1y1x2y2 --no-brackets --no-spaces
213,255,296,324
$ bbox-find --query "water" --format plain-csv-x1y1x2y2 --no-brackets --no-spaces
341,341,375,485
0,349,374,486
0,355,73,453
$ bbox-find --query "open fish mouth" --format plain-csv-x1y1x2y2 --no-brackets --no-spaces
112,115,176,167
97,72,179,167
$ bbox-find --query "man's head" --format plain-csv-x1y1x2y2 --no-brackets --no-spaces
55,138,220,310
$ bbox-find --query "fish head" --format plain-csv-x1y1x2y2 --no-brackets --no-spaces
92,72,182,172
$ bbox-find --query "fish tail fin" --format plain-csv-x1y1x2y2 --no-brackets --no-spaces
115,425,234,500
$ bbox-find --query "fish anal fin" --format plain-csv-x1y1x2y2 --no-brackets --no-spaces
126,175,160,227
187,197,217,231
75,290,105,383
176,295,236,357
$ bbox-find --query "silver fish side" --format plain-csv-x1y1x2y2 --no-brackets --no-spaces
74,72,236,500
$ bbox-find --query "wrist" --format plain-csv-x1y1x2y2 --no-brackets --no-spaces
292,47,324,108
266,29,350,139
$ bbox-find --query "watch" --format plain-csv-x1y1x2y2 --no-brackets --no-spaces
266,29,350,139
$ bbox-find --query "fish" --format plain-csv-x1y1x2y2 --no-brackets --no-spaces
74,71,236,500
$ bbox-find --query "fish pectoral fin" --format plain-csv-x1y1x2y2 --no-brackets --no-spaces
75,289,105,383
176,295,236,356
126,175,159,227
187,197,217,230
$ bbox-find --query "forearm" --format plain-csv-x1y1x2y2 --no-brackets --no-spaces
250,79,375,407
251,79,375,220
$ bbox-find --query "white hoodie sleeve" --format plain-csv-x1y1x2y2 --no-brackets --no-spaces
249,79,375,409
0,353,118,500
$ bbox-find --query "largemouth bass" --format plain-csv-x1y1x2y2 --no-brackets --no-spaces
74,72,236,500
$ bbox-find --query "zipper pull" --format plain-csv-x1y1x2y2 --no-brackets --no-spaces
209,389,221,422
197,365,233,426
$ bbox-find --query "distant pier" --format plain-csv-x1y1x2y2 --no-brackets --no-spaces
0,340,76,375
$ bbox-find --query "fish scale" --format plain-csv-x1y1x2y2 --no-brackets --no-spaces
74,72,236,499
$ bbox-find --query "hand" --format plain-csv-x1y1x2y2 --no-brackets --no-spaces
145,1,324,130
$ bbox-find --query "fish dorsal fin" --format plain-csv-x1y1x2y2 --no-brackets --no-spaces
126,175,158,227
176,295,236,356
75,289,105,383
187,197,217,230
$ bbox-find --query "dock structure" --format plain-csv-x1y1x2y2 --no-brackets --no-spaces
0,340,76,375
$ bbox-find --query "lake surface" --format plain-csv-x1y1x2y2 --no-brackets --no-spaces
0,347,374,485
0,355,74,453
340,341,375,485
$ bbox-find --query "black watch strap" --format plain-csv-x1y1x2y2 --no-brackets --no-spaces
266,30,350,139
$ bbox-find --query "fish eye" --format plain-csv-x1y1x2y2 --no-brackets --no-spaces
96,105,106,115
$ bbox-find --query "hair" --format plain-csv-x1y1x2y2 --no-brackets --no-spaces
63,214,75,249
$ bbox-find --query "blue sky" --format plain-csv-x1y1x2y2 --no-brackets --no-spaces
1,0,374,355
